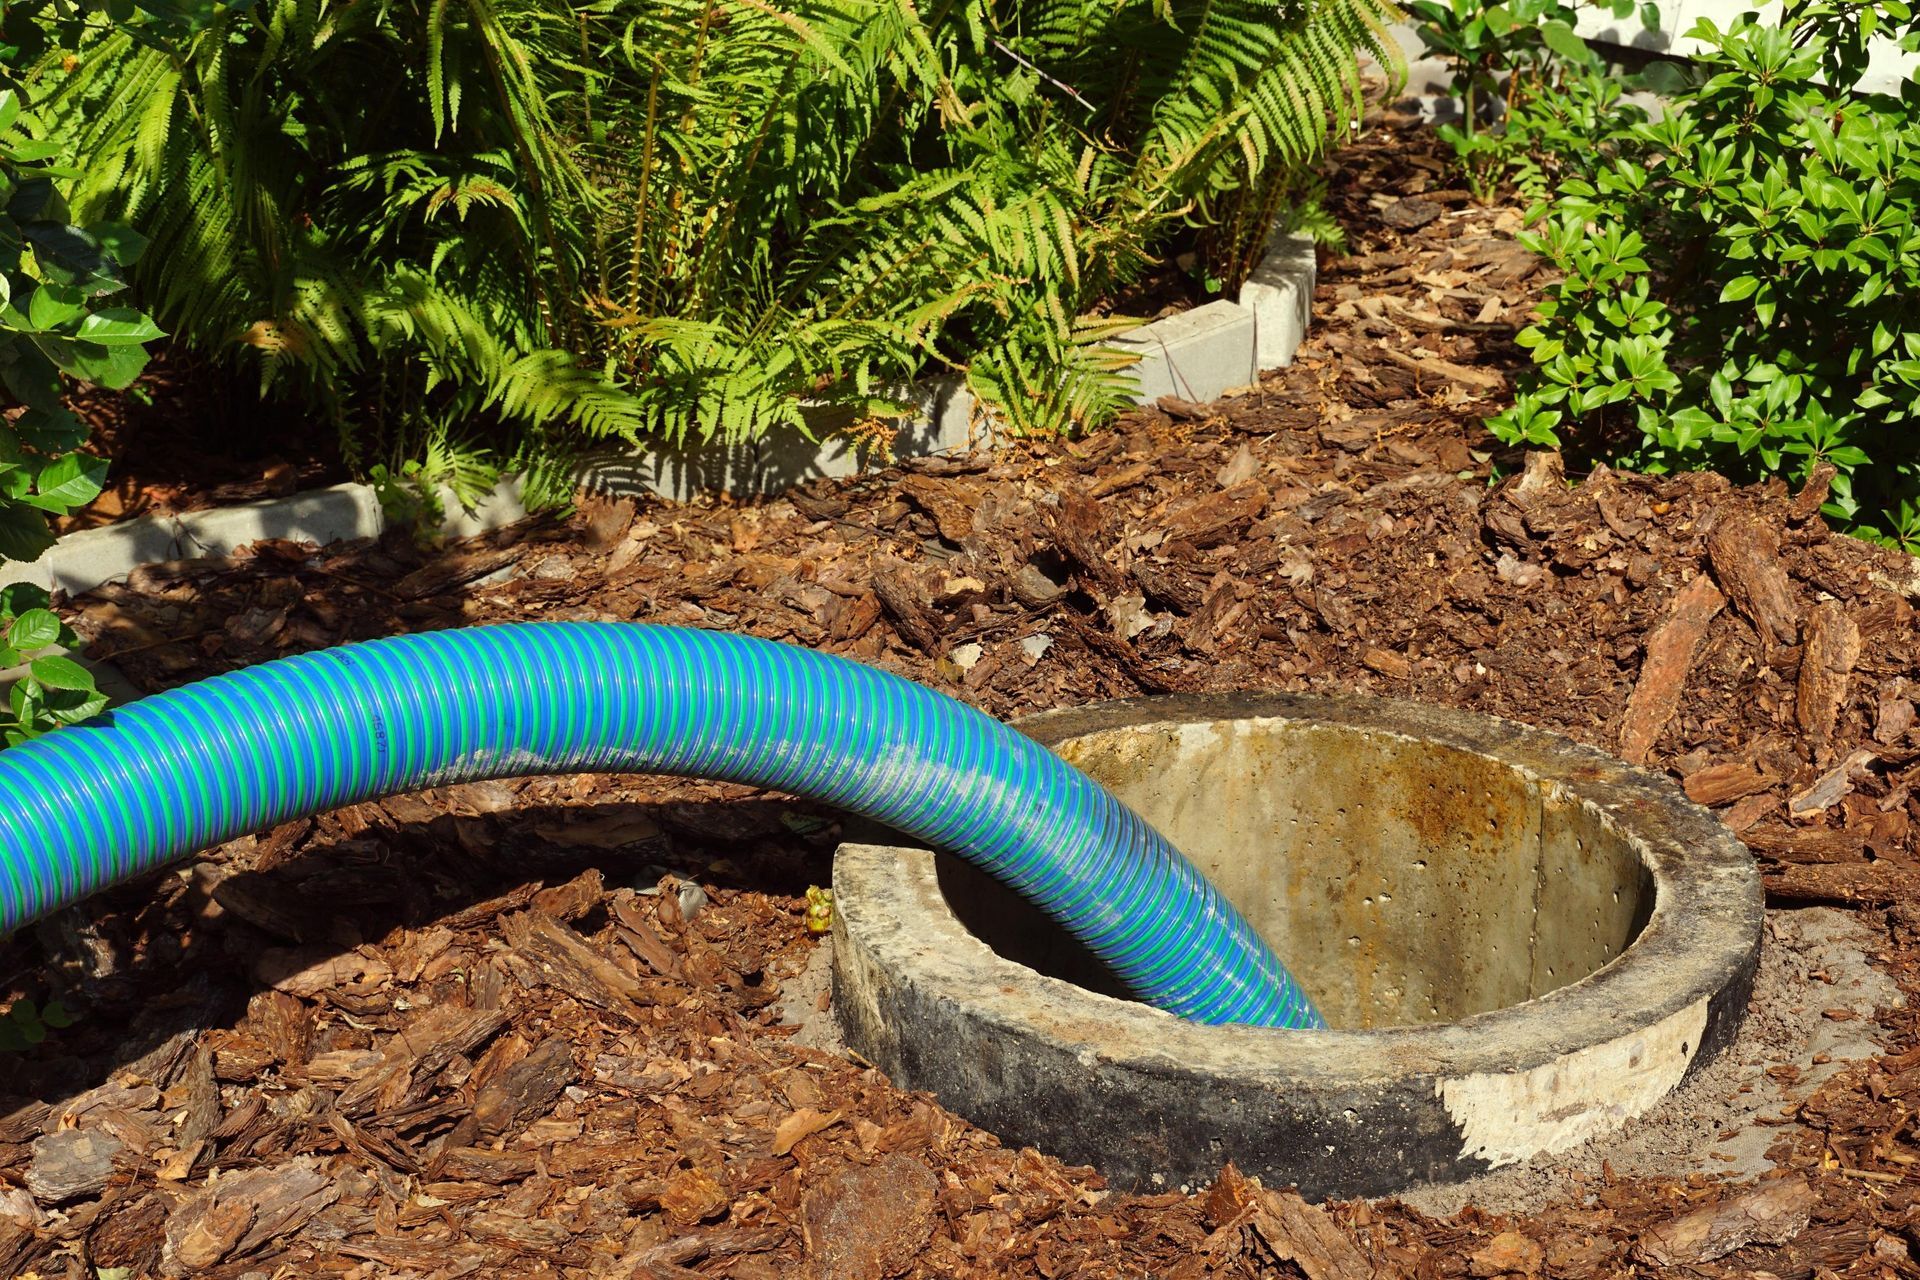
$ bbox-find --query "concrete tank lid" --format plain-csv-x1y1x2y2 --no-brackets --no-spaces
834,690,1764,1085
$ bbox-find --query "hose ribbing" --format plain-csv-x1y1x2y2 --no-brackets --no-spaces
0,622,1323,1028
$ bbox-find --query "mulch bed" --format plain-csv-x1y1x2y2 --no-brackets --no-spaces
2,116,1918,1278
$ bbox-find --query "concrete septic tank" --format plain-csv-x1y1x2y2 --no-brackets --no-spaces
830,693,1763,1199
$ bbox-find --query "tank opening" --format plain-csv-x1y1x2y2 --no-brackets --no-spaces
937,718,1658,1030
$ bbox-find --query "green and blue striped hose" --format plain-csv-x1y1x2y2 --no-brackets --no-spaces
0,622,1323,1028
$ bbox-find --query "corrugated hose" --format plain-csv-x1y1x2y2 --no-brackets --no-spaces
0,622,1323,1028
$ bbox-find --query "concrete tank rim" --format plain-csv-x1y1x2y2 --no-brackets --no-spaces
832,690,1765,1086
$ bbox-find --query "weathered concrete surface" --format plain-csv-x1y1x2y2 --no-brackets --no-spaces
832,693,1762,1199
1113,300,1258,406
1239,232,1316,372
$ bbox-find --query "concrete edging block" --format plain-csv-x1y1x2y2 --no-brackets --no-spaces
41,483,385,599
580,375,985,503
1,214,1319,586
1238,230,1317,372
435,475,529,540
1116,299,1260,405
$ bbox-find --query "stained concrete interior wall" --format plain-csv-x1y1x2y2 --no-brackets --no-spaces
939,718,1654,1030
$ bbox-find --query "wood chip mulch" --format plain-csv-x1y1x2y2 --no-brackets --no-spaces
1,118,1917,1279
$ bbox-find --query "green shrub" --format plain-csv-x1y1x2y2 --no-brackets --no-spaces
0,0,169,564
1487,2,1920,546
0,583,105,744
1408,0,1648,201
39,0,1397,487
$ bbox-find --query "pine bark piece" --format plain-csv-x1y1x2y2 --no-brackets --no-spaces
88,1191,165,1275
393,546,520,600
871,562,942,655
1795,601,1861,758
799,1153,939,1280
1087,460,1155,498
1161,480,1270,548
1049,492,1123,591
212,872,318,942
1787,747,1877,817
159,1156,337,1277
176,1045,222,1148
1875,686,1916,744
1707,512,1802,650
1132,559,1206,614
246,988,313,1069
471,1035,576,1139
1619,574,1727,765
610,892,684,977
26,1128,123,1203
772,1108,844,1157
1682,762,1773,807
612,1226,785,1280
334,1002,508,1116
1741,823,1868,863
253,946,392,999
171,1198,255,1273
1788,462,1837,523
466,1211,572,1251
500,909,662,1021
1058,610,1193,694
1634,1176,1815,1266
1246,1183,1378,1280
1362,646,1412,680
1764,863,1920,905
660,1167,730,1226
828,590,884,642
1377,344,1506,392
898,476,982,545
1468,1232,1545,1278
532,867,607,919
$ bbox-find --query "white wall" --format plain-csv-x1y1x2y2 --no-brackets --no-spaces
1570,0,1916,93
1385,1,1916,99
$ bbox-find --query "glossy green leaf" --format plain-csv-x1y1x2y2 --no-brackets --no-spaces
7,608,60,652
74,308,163,346
29,655,94,691
30,453,106,512
26,284,88,333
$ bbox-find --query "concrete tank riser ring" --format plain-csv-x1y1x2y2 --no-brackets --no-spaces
830,692,1763,1199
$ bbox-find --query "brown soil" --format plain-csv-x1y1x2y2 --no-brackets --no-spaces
58,355,350,533
3,116,1919,1279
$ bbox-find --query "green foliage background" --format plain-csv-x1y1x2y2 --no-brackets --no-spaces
36,0,1398,497
0,0,168,564
1492,9,1920,548
1411,0,1920,547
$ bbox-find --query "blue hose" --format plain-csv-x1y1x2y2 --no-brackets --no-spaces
0,623,1322,1028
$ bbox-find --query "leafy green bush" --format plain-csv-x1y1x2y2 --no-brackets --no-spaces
40,0,1396,486
1487,1,1920,546
0,0,167,563
1408,0,1647,201
0,583,104,744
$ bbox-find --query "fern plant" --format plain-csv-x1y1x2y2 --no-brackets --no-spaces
36,0,1398,473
